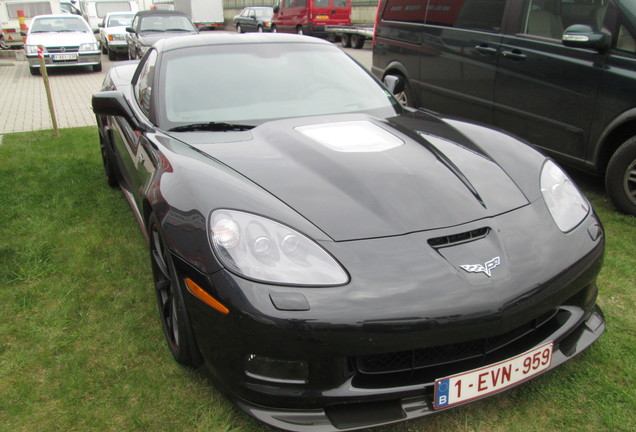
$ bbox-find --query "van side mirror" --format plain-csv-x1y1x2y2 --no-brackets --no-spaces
273,6,279,13
383,75,405,96
562,24,610,52
126,26,135,33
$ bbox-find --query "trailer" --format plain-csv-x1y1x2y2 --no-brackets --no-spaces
0,0,61,47
173,0,223,30
325,24,373,49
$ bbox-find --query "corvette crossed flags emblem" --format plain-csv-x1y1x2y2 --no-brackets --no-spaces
460,256,501,277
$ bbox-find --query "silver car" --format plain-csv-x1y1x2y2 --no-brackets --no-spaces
24,14,101,75
98,12,135,61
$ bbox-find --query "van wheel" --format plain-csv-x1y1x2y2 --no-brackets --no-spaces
341,33,351,48
606,136,636,216
391,75,416,108
351,34,365,49
272,25,277,33
296,26,303,35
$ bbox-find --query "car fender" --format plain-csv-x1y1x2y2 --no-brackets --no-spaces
594,107,636,173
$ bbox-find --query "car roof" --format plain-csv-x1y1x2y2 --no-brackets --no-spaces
153,33,332,52
106,11,135,16
33,14,86,20
134,10,189,17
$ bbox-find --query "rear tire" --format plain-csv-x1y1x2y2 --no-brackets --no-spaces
341,33,351,48
606,136,636,216
351,33,365,49
390,74,416,108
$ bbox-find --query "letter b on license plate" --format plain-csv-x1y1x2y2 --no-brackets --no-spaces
434,342,553,409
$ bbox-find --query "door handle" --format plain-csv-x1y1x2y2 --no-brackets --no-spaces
501,49,527,61
475,44,498,55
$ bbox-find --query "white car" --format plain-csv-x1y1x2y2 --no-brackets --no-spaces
98,11,135,60
24,14,101,75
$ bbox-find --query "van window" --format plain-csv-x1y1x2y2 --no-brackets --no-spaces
316,0,329,6
334,0,347,6
6,1,52,18
522,0,609,40
616,24,636,54
381,0,505,31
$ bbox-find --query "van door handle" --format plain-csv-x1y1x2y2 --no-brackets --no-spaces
475,44,498,55
501,49,527,61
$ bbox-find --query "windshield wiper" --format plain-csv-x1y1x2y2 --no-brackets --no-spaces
168,122,254,132
140,29,166,32
166,28,193,32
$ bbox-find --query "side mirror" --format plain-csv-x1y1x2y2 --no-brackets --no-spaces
562,24,610,52
126,26,135,33
273,5,280,13
383,75,405,96
92,91,149,132
98,22,104,28
20,30,27,37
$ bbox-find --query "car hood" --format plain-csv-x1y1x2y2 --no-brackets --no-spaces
104,26,128,36
178,113,530,241
139,31,196,45
27,32,96,47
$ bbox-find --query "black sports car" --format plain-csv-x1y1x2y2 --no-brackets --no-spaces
92,34,605,431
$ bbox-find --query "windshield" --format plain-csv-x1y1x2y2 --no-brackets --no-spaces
140,15,195,32
30,16,90,33
254,8,273,18
161,43,400,128
107,13,134,27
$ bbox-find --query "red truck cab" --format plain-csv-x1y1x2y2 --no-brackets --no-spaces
271,0,350,37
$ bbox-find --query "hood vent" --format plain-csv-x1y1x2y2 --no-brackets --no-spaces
428,227,490,248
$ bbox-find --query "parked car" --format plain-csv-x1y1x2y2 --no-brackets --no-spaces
98,11,134,60
373,0,636,216
23,14,101,75
271,0,350,36
125,10,196,59
92,33,605,431
233,6,273,33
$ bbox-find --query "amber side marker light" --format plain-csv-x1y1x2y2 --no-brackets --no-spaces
185,278,230,315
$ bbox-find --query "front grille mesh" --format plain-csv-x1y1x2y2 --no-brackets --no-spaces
47,46,80,53
356,310,557,375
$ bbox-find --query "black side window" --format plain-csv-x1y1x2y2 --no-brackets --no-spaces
134,50,158,118
382,0,505,32
522,0,609,40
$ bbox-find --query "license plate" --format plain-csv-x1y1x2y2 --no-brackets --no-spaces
316,14,329,19
434,342,553,409
52,53,77,61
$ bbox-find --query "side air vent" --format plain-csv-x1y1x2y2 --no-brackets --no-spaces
428,227,490,248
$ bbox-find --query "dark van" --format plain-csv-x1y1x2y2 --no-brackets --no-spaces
271,0,351,36
373,0,636,216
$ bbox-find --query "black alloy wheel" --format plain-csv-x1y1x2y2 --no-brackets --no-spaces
606,136,636,215
148,213,202,368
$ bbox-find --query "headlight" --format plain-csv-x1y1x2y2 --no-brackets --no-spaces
540,160,589,232
25,44,43,55
79,42,98,51
209,210,349,286
108,34,125,41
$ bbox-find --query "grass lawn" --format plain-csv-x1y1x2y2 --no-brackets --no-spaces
0,127,634,432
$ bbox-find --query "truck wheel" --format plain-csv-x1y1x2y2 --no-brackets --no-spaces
341,33,351,48
606,136,636,216
351,34,365,49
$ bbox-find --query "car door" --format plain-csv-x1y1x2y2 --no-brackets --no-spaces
493,0,605,162
112,50,157,209
416,0,509,125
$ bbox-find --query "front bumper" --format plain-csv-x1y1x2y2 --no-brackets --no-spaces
26,52,101,68
174,202,605,431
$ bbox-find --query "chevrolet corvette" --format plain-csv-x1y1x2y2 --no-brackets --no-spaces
92,34,605,431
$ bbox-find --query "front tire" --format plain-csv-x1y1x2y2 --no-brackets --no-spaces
606,136,636,216
236,23,242,33
99,126,119,188
93,62,102,72
296,26,303,35
391,74,416,108
341,33,351,48
108,48,116,61
149,213,203,368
